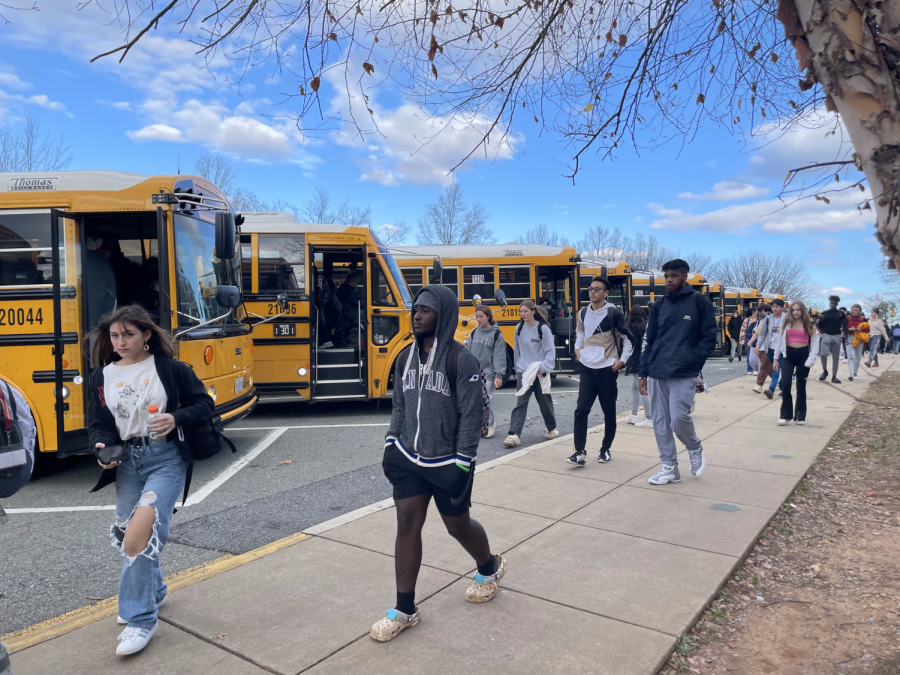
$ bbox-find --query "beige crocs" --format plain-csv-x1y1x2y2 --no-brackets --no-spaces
370,608,420,642
465,555,507,603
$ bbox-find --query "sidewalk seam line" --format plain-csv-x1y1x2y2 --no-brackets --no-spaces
159,616,287,675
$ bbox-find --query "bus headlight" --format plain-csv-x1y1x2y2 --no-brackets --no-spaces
207,385,217,401
298,367,308,377
53,386,70,399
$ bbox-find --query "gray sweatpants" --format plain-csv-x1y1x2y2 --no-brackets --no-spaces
509,373,556,436
485,378,497,427
819,333,842,376
630,373,652,417
648,377,702,465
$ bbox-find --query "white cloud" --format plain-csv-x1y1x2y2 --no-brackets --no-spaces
111,101,132,111
860,237,877,243
28,94,68,113
0,72,28,90
812,284,854,297
678,181,768,201
327,69,519,186
128,124,183,142
633,215,643,223
648,188,873,235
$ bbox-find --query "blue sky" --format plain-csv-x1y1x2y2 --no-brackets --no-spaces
0,0,889,307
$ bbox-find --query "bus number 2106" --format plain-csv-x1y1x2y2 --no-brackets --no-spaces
0,307,44,326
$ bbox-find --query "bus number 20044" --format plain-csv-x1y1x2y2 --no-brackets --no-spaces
0,307,44,326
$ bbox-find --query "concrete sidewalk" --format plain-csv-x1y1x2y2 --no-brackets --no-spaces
8,355,896,675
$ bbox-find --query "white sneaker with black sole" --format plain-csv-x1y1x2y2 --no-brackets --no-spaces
566,452,586,466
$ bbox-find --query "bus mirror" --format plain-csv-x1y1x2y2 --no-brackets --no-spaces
472,294,482,307
215,285,241,309
494,289,507,307
214,212,236,260
276,293,288,310
431,259,443,284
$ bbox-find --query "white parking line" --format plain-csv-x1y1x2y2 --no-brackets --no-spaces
183,427,289,506
4,505,116,514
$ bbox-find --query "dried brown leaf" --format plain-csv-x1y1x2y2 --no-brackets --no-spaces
310,76,320,93
363,61,375,75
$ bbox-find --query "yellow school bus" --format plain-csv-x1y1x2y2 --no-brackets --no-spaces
239,213,414,401
706,280,726,355
394,244,582,383
0,171,256,458
577,259,632,313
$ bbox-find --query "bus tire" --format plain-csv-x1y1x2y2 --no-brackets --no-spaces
31,442,57,479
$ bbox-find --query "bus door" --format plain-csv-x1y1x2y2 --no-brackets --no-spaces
368,256,407,397
538,266,576,373
310,245,367,401
48,209,87,456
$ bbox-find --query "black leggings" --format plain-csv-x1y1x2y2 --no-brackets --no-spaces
779,346,810,421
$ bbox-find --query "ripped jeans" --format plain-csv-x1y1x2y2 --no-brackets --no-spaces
112,440,186,628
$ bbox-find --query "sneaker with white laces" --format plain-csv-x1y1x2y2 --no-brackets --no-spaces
503,434,520,447
625,414,639,425
634,418,654,429
118,596,165,625
777,419,788,426
116,623,157,655
544,428,559,440
566,452,586,466
688,446,706,477
648,464,681,485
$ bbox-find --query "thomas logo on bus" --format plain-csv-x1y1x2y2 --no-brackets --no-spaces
7,177,58,191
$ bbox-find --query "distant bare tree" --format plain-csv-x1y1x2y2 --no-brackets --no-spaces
710,252,813,301
574,226,629,262
518,223,570,247
376,221,412,246
416,183,494,245
683,251,715,277
0,114,73,173
229,187,274,213
299,187,372,226
878,258,900,299
194,154,235,195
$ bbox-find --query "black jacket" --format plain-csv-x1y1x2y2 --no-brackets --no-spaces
726,315,743,340
817,308,848,336
624,325,645,376
88,353,215,493
638,285,718,380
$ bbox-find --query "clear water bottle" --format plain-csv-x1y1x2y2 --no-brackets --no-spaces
147,405,166,447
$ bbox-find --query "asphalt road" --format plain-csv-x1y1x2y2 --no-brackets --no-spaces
0,356,751,635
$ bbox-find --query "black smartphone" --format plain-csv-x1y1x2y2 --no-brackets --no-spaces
96,444,125,465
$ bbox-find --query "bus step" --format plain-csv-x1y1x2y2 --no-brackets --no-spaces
315,381,367,398
314,394,368,401
317,349,361,366
316,364,360,380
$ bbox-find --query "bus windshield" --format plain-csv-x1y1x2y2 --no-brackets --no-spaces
379,247,412,306
173,212,240,325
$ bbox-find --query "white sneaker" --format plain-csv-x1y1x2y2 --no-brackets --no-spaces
635,419,654,428
485,425,496,438
625,414,639,425
503,434,520,447
544,428,559,440
752,385,762,393
777,419,788,426
795,420,805,425
118,596,165,624
116,623,157,655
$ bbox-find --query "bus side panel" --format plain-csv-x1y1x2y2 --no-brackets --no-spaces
245,300,311,392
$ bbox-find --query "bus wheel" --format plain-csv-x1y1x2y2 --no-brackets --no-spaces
32,445,58,479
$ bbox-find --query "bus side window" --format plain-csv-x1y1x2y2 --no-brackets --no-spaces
371,261,397,307
441,267,458,299
499,265,531,301
402,267,423,296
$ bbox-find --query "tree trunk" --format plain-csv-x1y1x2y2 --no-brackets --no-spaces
779,0,900,271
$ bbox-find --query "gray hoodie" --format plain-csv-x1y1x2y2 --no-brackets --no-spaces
513,321,556,374
468,324,507,381
385,285,484,465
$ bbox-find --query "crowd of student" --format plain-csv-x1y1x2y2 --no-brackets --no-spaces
726,295,898,425
26,255,892,656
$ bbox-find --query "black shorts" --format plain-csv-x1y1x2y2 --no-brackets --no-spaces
382,444,474,517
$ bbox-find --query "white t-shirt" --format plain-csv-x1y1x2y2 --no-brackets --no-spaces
103,355,167,441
